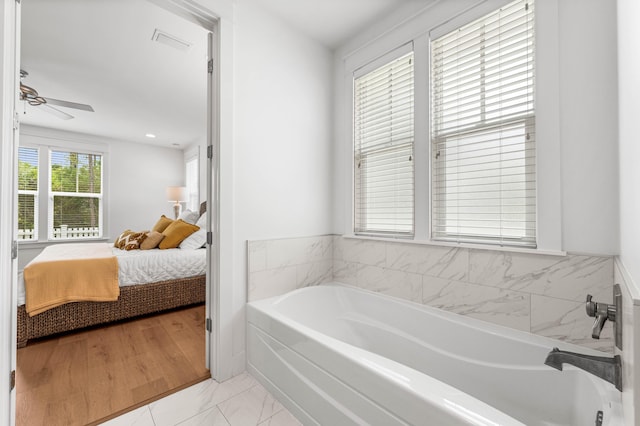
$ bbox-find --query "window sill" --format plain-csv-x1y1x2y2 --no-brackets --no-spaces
18,238,110,250
342,234,567,257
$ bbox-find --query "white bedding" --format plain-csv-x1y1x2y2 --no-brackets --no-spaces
18,244,206,305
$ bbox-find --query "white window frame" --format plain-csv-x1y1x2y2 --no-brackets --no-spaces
48,148,104,240
184,145,200,213
353,43,416,238
17,146,39,241
17,128,109,245
340,0,562,254
430,0,536,248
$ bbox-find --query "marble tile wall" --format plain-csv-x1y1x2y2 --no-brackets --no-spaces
616,258,640,425
247,234,615,352
247,235,333,302
334,236,615,352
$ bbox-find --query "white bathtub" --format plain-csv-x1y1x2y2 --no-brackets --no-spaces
247,283,623,426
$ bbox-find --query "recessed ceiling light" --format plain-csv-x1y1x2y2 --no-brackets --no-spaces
172,143,180,147
145,133,156,138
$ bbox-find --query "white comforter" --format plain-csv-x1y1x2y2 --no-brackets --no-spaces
18,244,206,305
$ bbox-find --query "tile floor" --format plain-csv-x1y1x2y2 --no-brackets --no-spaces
101,372,302,426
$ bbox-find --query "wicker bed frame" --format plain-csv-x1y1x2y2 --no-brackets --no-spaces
17,275,206,348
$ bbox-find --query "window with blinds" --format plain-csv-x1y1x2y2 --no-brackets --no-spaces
18,147,39,240
431,0,536,247
185,156,199,212
50,150,103,239
354,50,415,237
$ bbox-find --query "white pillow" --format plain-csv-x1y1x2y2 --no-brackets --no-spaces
179,228,207,249
196,212,207,228
178,209,200,225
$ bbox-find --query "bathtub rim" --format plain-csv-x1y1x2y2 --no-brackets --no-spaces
251,282,612,357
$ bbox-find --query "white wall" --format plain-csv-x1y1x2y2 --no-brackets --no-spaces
559,0,619,254
17,126,184,268
618,0,640,287
231,0,334,367
108,137,185,238
332,0,619,256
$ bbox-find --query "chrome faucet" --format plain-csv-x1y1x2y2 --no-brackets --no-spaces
585,294,616,339
544,347,622,391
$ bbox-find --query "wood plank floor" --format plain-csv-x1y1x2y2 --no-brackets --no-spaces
16,304,209,426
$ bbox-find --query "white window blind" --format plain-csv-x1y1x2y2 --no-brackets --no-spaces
17,147,39,240
49,150,103,240
431,0,536,247
354,50,415,237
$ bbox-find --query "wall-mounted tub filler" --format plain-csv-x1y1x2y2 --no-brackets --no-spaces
586,284,623,350
544,347,622,391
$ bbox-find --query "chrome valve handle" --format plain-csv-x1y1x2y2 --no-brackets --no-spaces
585,294,616,339
586,294,597,317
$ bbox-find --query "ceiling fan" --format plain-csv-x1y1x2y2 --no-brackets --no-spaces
19,69,94,120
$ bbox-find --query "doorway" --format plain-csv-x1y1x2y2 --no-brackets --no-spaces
10,0,222,423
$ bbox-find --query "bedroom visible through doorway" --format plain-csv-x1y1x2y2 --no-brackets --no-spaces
14,0,218,422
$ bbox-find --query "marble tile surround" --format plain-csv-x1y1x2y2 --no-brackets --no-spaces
616,259,640,425
247,234,615,352
335,236,615,352
247,236,333,302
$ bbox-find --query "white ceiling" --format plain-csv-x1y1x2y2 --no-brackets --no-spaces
248,0,421,49
21,0,209,148
20,0,424,148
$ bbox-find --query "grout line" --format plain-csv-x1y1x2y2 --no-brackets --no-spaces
146,406,157,426
216,405,232,426
214,382,261,407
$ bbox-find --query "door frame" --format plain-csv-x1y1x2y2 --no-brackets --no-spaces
0,0,20,423
156,0,237,383
0,0,236,422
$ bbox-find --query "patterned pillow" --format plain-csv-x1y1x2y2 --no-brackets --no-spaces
114,230,134,248
114,229,148,250
123,232,148,250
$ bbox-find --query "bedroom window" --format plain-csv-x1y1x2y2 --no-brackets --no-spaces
185,153,199,212
431,0,536,247
49,150,103,240
18,147,39,240
354,47,415,237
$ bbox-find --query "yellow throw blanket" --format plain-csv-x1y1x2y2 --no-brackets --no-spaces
24,243,119,316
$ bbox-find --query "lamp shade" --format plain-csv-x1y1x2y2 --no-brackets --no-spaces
166,186,186,202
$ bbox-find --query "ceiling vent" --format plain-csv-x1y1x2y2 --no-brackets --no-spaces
152,29,192,52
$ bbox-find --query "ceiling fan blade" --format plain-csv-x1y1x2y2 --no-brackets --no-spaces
41,104,74,120
44,97,94,112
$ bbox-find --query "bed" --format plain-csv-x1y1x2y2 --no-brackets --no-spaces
16,205,208,348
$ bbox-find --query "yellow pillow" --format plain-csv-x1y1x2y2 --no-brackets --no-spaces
152,215,174,233
159,219,200,249
140,231,165,250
